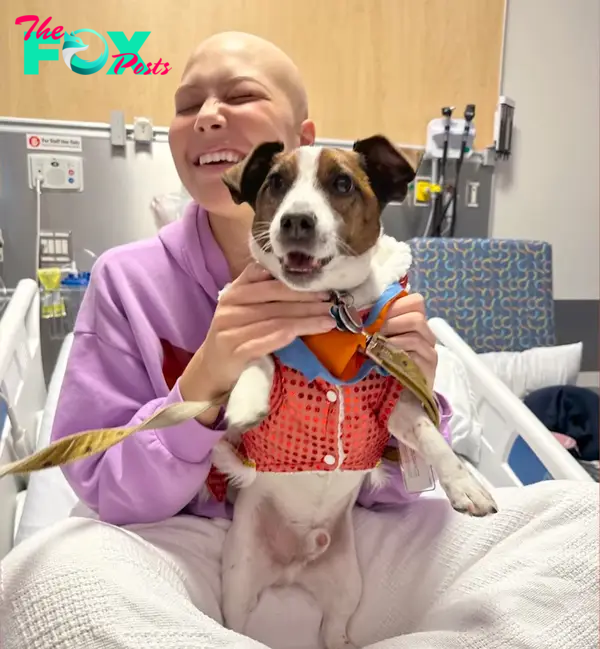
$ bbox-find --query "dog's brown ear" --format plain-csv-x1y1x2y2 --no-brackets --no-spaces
222,141,284,208
352,135,416,206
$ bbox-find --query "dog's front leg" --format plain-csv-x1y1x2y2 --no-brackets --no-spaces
225,355,274,436
388,391,498,516
298,506,361,649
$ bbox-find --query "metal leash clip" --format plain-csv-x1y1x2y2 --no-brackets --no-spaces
330,291,364,334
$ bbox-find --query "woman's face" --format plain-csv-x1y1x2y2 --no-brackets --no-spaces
169,45,315,216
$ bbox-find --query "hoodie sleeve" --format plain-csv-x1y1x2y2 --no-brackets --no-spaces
50,257,227,526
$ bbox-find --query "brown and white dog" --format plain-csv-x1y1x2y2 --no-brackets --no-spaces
210,136,497,649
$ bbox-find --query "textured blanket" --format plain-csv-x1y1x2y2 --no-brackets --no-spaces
0,481,598,649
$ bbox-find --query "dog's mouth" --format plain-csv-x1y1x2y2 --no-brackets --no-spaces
280,252,333,277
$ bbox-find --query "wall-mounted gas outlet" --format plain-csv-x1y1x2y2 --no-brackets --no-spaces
28,154,84,191
413,176,432,206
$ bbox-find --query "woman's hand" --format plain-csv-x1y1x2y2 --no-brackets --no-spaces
179,263,335,423
380,293,438,388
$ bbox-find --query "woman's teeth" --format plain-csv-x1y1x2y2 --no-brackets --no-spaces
196,150,242,166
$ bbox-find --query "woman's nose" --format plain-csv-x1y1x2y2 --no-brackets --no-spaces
194,98,226,133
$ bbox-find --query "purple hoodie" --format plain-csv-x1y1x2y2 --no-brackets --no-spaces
51,202,453,526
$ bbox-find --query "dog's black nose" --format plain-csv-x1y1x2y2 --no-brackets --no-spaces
280,212,316,242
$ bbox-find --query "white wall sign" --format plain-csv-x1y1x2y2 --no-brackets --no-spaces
26,133,83,152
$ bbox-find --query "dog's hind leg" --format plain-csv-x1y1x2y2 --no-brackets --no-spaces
297,507,361,649
220,497,282,634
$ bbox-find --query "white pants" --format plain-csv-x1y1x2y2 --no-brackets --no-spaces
1,481,598,649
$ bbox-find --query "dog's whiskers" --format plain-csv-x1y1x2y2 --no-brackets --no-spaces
334,236,356,257
252,229,273,256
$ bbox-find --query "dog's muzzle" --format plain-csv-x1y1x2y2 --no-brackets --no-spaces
279,212,317,245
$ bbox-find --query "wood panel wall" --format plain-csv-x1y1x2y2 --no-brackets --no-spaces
1,0,506,146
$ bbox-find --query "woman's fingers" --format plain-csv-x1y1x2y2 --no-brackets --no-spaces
226,279,330,305
216,301,333,329
223,315,337,361
228,263,330,304
381,310,437,347
386,333,434,356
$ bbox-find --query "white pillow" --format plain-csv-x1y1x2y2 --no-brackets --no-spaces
476,343,583,399
433,344,483,465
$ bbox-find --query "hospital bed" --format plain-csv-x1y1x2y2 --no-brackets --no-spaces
0,238,593,561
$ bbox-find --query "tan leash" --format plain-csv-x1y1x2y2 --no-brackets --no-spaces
0,334,438,479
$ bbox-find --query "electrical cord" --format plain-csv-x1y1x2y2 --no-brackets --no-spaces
35,175,42,278
0,390,33,461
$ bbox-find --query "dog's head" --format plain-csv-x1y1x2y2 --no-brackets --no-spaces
222,135,415,291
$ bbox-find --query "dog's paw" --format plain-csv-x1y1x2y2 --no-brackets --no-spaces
225,397,269,433
441,471,498,517
225,360,273,432
225,377,270,432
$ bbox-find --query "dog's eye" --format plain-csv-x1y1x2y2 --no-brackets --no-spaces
267,172,285,192
333,173,354,194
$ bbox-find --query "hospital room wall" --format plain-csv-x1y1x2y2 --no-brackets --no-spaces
490,0,600,386
0,0,506,147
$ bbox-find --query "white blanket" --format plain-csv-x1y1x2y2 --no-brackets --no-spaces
0,480,598,649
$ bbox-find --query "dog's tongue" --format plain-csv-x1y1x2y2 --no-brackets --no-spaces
285,252,318,271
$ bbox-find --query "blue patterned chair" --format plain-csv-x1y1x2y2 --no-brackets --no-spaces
407,238,556,353
406,238,581,487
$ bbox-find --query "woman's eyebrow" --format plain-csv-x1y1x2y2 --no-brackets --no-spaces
226,75,270,90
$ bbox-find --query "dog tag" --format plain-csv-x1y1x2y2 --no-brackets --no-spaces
397,441,436,493
330,292,364,334
338,304,363,334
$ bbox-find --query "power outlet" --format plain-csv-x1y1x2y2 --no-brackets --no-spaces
133,117,153,143
466,181,480,207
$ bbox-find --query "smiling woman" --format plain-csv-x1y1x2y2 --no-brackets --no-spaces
168,33,315,263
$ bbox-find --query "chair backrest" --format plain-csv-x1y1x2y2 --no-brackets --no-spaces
408,238,556,352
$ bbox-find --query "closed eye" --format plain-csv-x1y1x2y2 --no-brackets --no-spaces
228,94,262,104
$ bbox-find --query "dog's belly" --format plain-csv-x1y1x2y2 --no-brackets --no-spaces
230,469,368,573
250,470,368,524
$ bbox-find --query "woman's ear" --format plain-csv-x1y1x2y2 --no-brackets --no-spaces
299,119,316,146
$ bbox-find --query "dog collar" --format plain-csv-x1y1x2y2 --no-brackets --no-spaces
273,280,408,385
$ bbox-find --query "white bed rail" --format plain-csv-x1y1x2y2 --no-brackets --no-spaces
0,279,47,559
428,317,593,487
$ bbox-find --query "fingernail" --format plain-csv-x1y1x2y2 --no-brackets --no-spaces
318,292,331,301
318,317,336,331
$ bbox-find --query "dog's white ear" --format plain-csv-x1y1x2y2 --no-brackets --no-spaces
353,135,416,206
222,141,284,208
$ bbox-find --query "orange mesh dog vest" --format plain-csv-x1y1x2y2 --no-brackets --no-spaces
205,278,409,501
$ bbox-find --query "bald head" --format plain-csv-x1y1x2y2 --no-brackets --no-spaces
170,31,315,217
184,31,308,125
